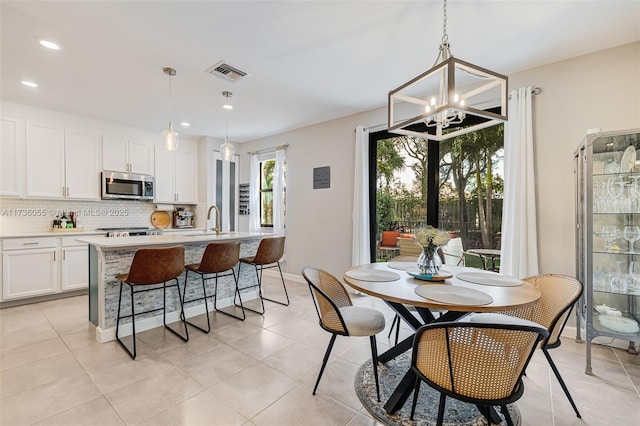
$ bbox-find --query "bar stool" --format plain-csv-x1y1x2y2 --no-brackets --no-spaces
115,245,188,359
236,236,288,315
182,241,245,333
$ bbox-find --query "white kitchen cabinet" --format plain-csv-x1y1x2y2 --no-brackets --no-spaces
2,238,57,300
61,238,88,291
26,123,100,199
154,140,197,204
65,130,100,199
26,122,65,198
102,136,154,175
0,117,24,197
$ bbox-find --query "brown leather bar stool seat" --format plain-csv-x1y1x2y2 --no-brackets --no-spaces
115,245,188,359
237,236,288,315
183,241,244,333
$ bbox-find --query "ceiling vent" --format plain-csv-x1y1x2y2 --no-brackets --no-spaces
205,61,248,82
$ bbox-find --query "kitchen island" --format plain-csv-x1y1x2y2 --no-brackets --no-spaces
78,231,271,342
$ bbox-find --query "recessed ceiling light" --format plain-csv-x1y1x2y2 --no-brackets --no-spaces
179,122,190,127
38,39,61,50
21,80,38,88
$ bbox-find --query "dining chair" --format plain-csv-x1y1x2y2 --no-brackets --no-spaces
182,241,244,333
237,236,288,314
115,245,188,359
410,321,548,426
500,274,584,418
301,266,386,401
441,237,465,266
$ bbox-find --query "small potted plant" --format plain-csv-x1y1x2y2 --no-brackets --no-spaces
415,226,450,274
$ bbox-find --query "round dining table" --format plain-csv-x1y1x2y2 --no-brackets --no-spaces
343,262,541,417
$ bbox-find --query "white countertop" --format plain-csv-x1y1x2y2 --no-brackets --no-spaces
0,230,106,238
77,231,272,249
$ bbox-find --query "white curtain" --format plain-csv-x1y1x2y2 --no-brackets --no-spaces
352,125,370,266
249,154,260,232
273,148,286,236
500,86,538,278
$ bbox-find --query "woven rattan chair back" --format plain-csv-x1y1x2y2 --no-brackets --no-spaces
507,274,583,347
251,236,285,265
412,322,547,401
120,246,185,285
302,266,352,335
195,241,241,274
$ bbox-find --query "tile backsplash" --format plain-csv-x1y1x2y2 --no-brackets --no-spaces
0,198,162,234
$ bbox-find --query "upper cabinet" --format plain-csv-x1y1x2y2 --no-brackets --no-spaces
154,140,197,204
26,122,100,200
102,136,154,175
0,117,24,197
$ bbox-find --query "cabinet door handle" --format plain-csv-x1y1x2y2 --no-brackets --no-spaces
53,251,56,261
62,186,66,196
63,251,66,260
66,186,70,197
23,242,39,246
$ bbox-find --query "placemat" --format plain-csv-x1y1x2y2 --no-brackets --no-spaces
345,269,401,282
415,284,493,305
386,261,415,271
455,272,523,287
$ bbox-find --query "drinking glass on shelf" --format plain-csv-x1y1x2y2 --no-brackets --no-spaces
629,261,640,294
610,260,629,293
602,225,617,252
606,176,625,212
624,225,640,253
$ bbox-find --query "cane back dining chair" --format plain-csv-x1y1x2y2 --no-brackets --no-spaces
301,266,386,401
115,245,188,359
500,274,584,418
182,241,245,333
237,236,288,315
410,321,548,426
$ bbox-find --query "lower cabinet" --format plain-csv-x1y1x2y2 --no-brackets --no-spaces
1,236,88,301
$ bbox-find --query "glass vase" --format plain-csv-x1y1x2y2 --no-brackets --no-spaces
417,245,442,275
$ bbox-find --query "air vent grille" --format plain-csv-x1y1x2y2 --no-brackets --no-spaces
205,61,248,82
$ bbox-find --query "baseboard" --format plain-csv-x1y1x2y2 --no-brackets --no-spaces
262,269,305,283
96,290,258,343
0,289,88,309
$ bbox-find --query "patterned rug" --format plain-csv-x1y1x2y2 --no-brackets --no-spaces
354,352,520,426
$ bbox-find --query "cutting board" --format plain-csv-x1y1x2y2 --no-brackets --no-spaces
150,211,171,229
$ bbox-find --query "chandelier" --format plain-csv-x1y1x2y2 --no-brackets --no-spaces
162,67,179,151
220,91,235,161
388,0,508,141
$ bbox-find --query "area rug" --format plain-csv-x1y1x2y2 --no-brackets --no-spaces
355,352,520,426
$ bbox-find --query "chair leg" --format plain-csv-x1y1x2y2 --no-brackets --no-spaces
115,282,136,359
394,314,400,346
214,270,245,321
182,269,211,333
410,378,421,420
261,261,290,306
502,405,515,426
387,315,397,339
235,262,266,315
162,278,189,342
543,347,581,418
369,335,380,402
313,334,337,395
436,393,446,426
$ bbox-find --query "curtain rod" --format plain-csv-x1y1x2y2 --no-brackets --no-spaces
362,86,543,132
247,143,289,155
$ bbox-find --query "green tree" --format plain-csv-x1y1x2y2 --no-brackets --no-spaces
376,139,405,190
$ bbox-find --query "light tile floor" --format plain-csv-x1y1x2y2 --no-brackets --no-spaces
0,275,639,425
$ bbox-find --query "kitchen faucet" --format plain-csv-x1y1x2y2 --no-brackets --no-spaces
207,205,221,235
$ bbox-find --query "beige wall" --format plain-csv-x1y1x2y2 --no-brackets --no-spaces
241,42,640,279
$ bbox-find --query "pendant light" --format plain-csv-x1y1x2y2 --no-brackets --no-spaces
162,67,179,151
220,91,235,161
388,0,508,141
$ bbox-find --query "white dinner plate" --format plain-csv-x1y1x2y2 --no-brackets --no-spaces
620,145,636,173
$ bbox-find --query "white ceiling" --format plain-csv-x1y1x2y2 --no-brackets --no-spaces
1,1,639,143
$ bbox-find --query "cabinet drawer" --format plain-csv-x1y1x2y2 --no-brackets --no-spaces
2,237,56,250
61,236,88,247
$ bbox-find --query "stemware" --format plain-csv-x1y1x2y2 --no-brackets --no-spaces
629,261,640,294
610,260,628,293
624,225,640,253
606,176,625,212
601,225,617,252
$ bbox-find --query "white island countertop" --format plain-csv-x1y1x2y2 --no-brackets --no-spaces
77,231,271,250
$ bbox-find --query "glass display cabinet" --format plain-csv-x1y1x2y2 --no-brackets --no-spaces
575,128,640,374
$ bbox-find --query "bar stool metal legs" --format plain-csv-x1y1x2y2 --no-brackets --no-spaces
114,245,188,360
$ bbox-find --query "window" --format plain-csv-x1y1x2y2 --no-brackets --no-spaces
259,158,287,228
260,159,275,227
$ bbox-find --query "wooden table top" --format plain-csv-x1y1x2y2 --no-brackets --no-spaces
343,264,540,313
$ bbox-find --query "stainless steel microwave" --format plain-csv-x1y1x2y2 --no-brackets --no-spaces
101,171,154,200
